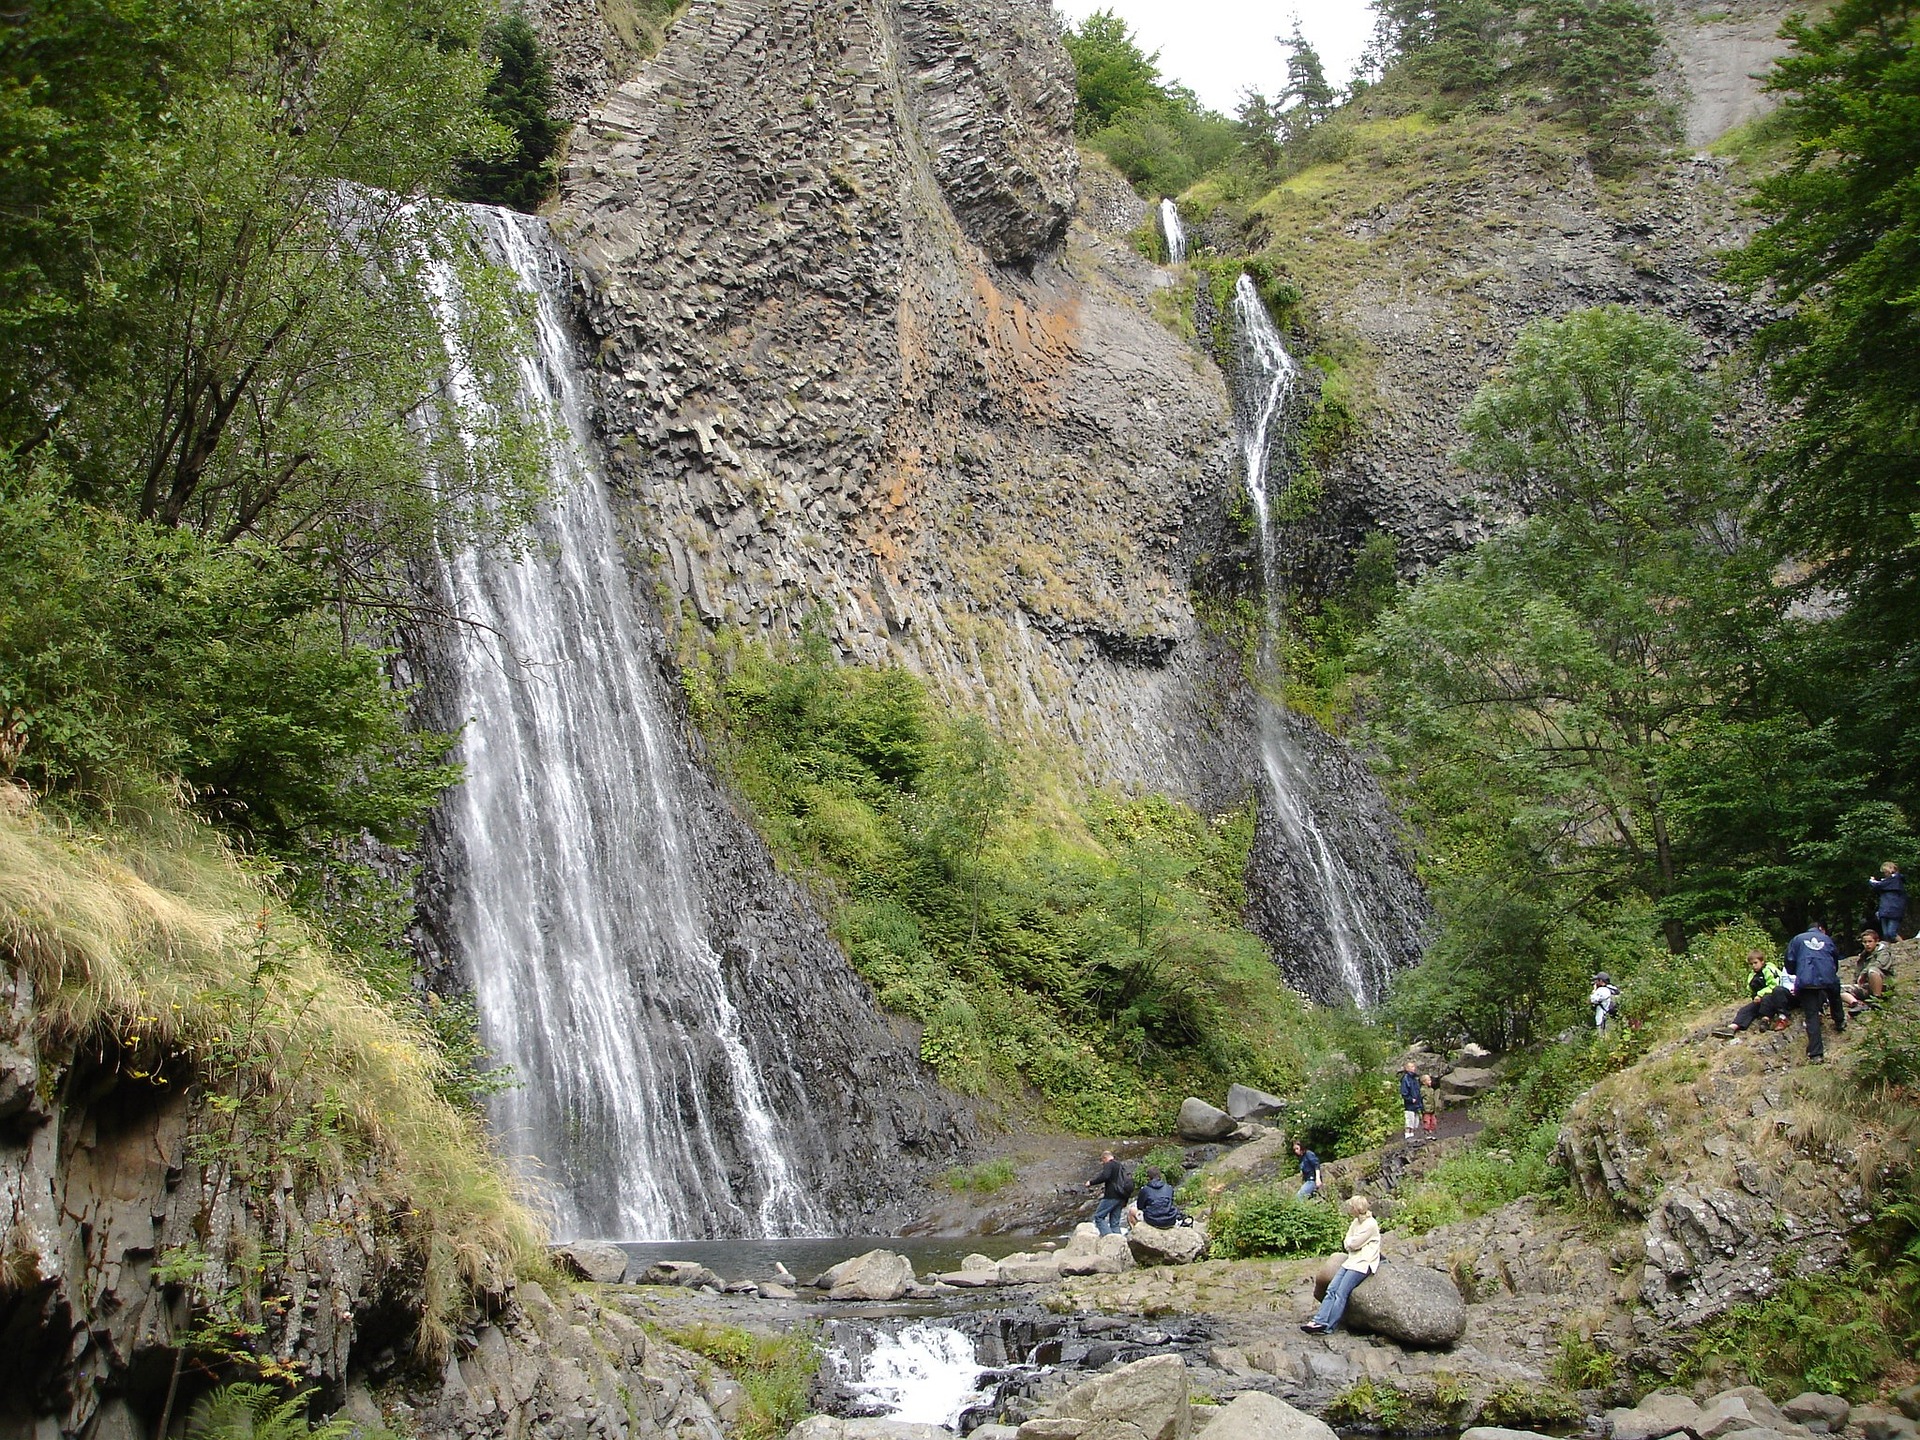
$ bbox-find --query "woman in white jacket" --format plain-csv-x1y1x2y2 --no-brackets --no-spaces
1302,1196,1380,1334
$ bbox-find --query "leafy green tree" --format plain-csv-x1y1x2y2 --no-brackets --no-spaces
1063,10,1165,135
1728,1,1920,641
1364,307,1781,953
453,14,565,213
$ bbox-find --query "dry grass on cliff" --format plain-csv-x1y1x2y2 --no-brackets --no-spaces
0,790,544,1348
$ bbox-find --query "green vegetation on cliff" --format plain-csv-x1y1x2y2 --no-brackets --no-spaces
0,795,541,1369
683,628,1395,1142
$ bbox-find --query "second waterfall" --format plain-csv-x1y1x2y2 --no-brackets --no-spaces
1227,274,1429,1005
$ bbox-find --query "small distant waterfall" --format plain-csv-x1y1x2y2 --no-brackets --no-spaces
422,206,822,1240
1160,198,1187,264
1228,273,1426,1004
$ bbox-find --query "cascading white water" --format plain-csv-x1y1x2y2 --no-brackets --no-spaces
1159,198,1187,265
424,205,821,1241
1229,272,1406,1004
831,1324,990,1428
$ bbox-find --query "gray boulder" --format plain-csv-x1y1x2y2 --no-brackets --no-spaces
1781,1395,1850,1433
1698,1388,1788,1437
821,1248,916,1301
1040,1353,1192,1440
1226,1084,1287,1121
1342,1264,1467,1348
1899,1389,1920,1424
1462,1430,1562,1440
1608,1393,1705,1440
1178,1097,1238,1140
790,1421,956,1440
1195,1392,1335,1440
1856,1409,1919,1440
639,1259,723,1289
759,1283,798,1300
1129,1223,1207,1266
551,1241,630,1284
1440,1067,1497,1100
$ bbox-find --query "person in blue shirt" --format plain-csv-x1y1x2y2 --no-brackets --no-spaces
1870,862,1906,941
1294,1140,1320,1200
1786,921,1846,1061
1133,1169,1184,1229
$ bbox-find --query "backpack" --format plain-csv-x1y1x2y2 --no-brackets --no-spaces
1117,1163,1137,1200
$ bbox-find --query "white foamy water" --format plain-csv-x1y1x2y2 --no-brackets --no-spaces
833,1324,990,1428
1160,198,1187,264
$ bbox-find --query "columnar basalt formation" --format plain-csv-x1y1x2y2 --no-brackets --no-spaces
553,0,1239,787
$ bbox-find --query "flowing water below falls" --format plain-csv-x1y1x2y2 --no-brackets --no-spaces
1228,274,1429,1004
423,206,821,1241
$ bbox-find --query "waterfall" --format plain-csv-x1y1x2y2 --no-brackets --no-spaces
1160,198,1187,264
1228,273,1425,1004
422,205,822,1241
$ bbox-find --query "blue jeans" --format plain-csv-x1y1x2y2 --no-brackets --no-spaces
1882,916,1902,941
1296,1180,1318,1201
1312,1265,1367,1330
1093,1195,1126,1235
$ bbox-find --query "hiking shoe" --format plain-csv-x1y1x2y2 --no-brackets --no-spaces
1712,1024,1741,1039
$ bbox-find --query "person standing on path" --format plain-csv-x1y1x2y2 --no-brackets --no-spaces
1786,921,1846,1062
1302,1195,1381,1335
1399,1062,1422,1142
1294,1140,1320,1200
1420,1073,1440,1136
1086,1149,1129,1235
1870,862,1907,941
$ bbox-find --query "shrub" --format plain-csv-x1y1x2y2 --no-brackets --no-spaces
1674,1262,1896,1398
945,1159,1016,1194
1207,1186,1346,1259
657,1323,820,1440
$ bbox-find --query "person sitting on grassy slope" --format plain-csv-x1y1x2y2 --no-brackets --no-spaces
1721,950,1794,1035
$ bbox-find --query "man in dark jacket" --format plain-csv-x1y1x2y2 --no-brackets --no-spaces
1870,863,1907,941
1086,1150,1129,1235
1786,921,1845,1061
1294,1140,1320,1200
1399,1062,1423,1142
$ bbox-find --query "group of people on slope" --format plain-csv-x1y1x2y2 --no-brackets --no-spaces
1720,863,1905,1061
1084,1149,1188,1236
1398,1061,1440,1143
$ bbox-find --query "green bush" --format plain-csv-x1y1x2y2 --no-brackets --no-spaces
1388,1121,1564,1235
1207,1186,1346,1259
656,1323,820,1440
945,1159,1017,1194
1675,1262,1896,1399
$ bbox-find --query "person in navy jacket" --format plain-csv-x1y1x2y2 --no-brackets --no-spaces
1870,862,1906,941
1786,921,1846,1061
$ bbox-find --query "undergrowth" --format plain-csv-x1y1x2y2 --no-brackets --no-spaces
682,628,1401,1138
945,1159,1017,1194
1206,1186,1345,1260
0,795,541,1366
655,1322,819,1440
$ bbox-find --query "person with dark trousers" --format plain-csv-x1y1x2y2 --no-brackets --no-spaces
1786,921,1846,1062
1294,1140,1320,1200
1870,862,1907,941
1087,1149,1129,1235
1133,1169,1184,1229
1399,1062,1423,1142
1727,950,1794,1032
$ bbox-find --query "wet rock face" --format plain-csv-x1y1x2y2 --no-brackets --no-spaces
555,0,1239,789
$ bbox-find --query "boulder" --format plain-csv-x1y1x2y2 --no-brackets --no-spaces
759,1283,798,1300
551,1241,629,1284
999,1258,1064,1284
822,1249,916,1302
1899,1389,1920,1424
1781,1395,1849,1433
1342,1265,1467,1349
1178,1097,1238,1140
1439,1067,1497,1100
1608,1393,1705,1440
1019,1422,1088,1440
1059,1251,1127,1276
1065,1223,1103,1255
1194,1391,1335,1440
1129,1223,1207,1267
1855,1408,1919,1440
1226,1084,1287,1121
1046,1354,1191,1440
1098,1233,1135,1269
638,1259,724,1289
1462,1430,1561,1440
1698,1388,1788,1437
974,1428,1021,1440
962,1252,999,1272
1210,1129,1292,1180
935,1268,1002,1287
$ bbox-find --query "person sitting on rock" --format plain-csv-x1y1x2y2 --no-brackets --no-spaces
1302,1195,1380,1335
1849,928,1895,1007
1399,1062,1423,1141
1133,1168,1185,1229
1722,950,1793,1034
1294,1140,1320,1200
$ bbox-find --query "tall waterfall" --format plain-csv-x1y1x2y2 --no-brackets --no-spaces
1160,198,1187,264
423,206,822,1241
1228,273,1426,1004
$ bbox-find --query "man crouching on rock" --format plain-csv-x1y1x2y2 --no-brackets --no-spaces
1303,1196,1380,1335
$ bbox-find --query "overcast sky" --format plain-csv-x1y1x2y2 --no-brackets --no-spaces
1052,1,1379,115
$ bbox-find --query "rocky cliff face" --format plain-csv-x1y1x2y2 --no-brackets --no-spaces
551,0,1241,789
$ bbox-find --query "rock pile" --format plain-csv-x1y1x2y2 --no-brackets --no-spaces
1000,1355,1334,1440
935,1226,1139,1287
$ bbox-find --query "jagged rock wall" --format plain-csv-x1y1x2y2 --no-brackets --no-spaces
552,0,1241,788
